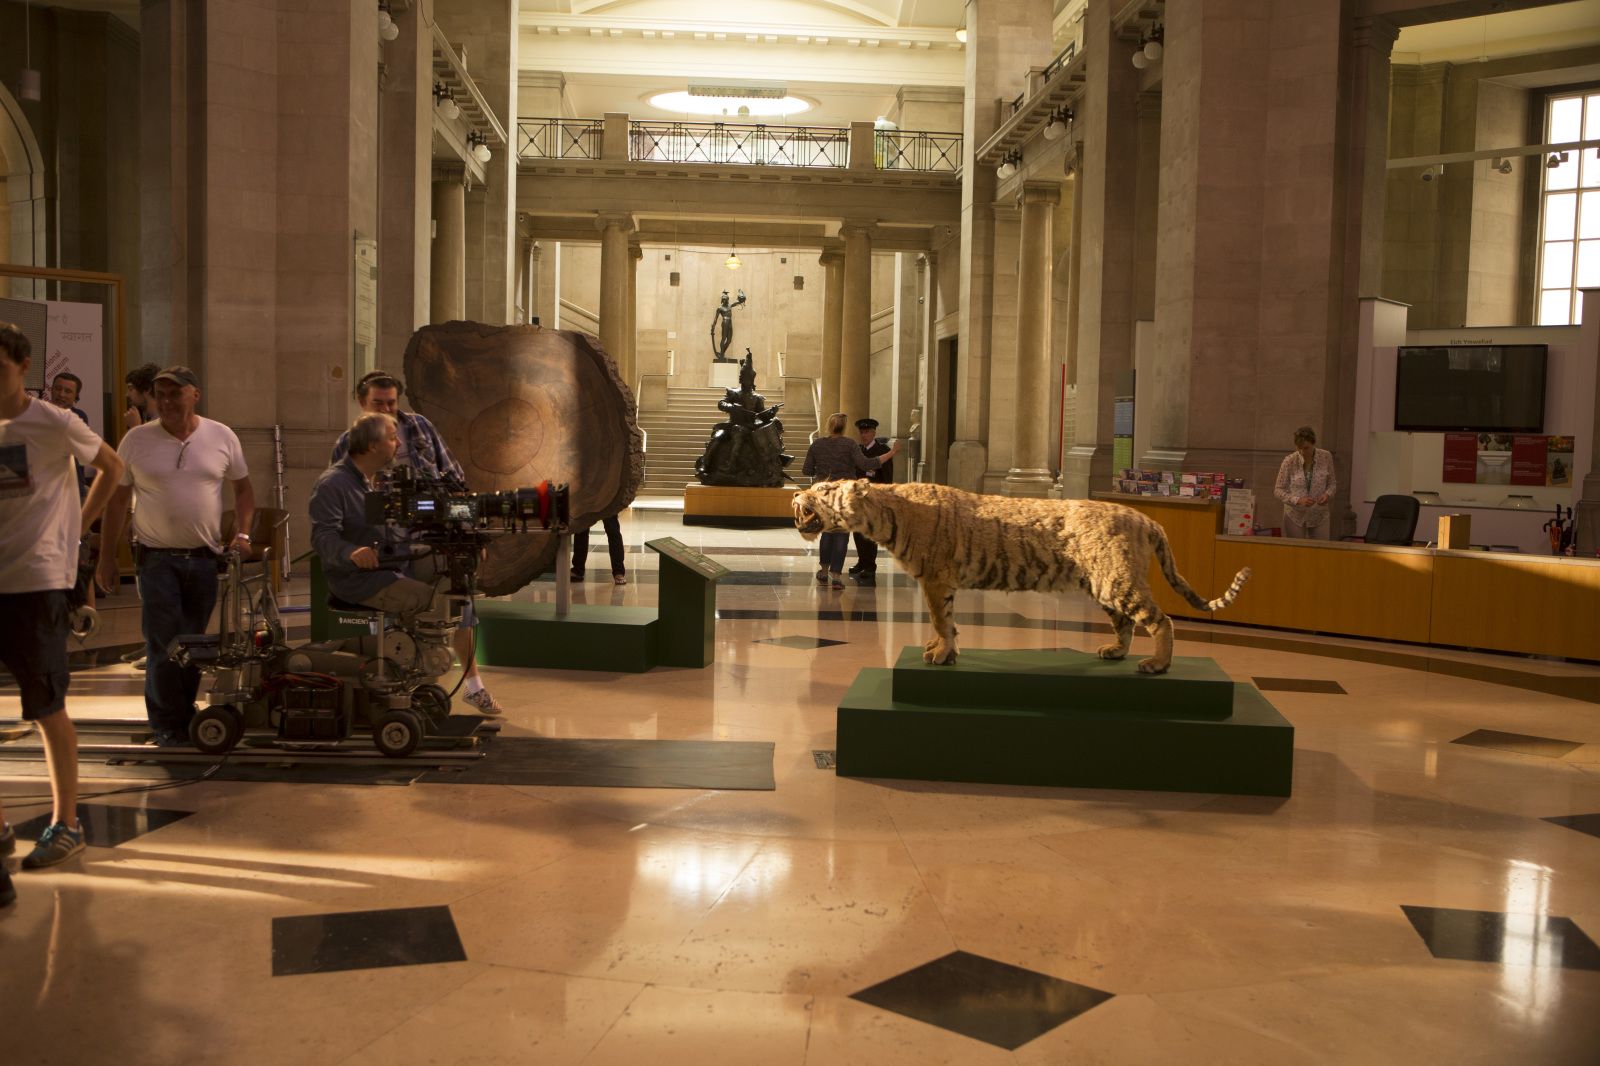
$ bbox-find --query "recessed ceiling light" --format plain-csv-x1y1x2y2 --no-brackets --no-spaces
648,91,811,118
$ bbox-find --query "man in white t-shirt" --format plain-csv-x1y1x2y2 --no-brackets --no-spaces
96,366,255,746
0,323,124,900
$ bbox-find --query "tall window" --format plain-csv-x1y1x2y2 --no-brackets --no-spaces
1538,91,1600,325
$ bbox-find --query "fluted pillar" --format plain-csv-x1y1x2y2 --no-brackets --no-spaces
430,176,466,323
838,220,874,424
596,212,634,368
819,242,844,420
1006,180,1061,497
625,240,642,390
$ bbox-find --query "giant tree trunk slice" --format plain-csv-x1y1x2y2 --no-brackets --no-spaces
403,323,644,595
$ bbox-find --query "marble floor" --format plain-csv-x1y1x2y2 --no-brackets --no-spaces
4,507,1600,1064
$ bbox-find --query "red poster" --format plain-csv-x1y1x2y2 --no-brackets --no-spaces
1442,433,1477,483
1511,435,1549,485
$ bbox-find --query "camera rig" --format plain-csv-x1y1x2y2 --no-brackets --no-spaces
168,469,570,758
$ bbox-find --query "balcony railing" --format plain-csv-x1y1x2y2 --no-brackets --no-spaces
630,121,849,168
878,130,962,173
518,117,963,173
518,118,603,160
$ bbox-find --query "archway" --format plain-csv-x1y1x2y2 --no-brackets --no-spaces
0,80,46,298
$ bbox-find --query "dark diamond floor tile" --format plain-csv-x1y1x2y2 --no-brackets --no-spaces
1450,729,1583,758
14,803,193,848
850,950,1113,1050
756,635,847,650
1400,906,1600,970
1544,812,1600,840
1252,677,1346,694
813,749,837,769
272,905,467,977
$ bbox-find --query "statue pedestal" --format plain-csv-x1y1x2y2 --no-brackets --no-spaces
683,484,798,528
710,362,741,389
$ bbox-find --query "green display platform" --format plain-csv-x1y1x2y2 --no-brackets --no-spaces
476,601,660,672
837,649,1293,797
891,648,1235,719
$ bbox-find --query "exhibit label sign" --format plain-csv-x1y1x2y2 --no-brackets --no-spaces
646,537,730,581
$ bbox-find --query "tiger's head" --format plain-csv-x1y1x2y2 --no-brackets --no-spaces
792,479,873,541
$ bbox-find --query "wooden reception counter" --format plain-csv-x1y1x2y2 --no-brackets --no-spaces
1102,493,1600,660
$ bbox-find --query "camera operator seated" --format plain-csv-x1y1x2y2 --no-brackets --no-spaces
309,412,437,617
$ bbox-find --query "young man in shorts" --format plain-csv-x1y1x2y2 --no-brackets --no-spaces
0,323,124,906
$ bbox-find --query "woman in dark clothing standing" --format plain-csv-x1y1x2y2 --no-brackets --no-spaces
802,412,900,588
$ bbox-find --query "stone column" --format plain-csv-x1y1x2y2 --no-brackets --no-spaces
951,0,1055,490
1006,180,1061,497
431,176,467,323
624,239,642,390
1576,288,1600,553
819,242,845,419
596,212,634,367
378,0,432,358
1063,0,1140,499
838,221,874,424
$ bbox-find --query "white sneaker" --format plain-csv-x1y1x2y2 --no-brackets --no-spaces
464,688,504,717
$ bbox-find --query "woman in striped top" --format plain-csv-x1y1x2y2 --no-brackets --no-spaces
802,412,900,588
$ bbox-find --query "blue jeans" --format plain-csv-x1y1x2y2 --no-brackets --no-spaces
137,553,220,737
818,531,850,573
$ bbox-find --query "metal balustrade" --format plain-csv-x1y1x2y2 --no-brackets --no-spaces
517,118,603,160
877,130,963,173
629,121,849,168
517,116,963,173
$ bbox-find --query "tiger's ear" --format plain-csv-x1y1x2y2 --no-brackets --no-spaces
847,479,870,498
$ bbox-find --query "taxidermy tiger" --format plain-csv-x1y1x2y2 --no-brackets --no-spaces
793,480,1250,673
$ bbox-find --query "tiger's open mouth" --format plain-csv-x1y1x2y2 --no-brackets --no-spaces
793,498,827,537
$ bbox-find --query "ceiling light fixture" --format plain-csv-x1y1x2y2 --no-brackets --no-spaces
469,132,492,164
378,1,399,42
726,244,742,271
18,1,41,102
648,90,810,118
955,28,968,44
434,83,460,121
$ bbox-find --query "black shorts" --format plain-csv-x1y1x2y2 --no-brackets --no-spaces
0,590,71,721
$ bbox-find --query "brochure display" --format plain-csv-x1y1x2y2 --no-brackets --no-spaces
836,648,1294,797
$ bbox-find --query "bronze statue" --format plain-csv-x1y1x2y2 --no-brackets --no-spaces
709,289,746,363
694,349,792,487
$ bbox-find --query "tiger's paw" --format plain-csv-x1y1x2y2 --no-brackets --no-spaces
923,641,959,665
1096,643,1128,660
1136,657,1170,674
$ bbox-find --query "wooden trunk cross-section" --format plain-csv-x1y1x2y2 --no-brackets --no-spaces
403,323,644,595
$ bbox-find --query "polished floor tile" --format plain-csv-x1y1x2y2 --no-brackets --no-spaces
13,802,194,847
1544,811,1600,840
1400,905,1600,970
757,635,848,650
850,950,1114,1050
418,736,775,789
1252,676,1347,694
1451,729,1585,758
271,904,468,977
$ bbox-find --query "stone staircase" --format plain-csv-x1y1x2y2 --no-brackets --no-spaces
637,386,809,497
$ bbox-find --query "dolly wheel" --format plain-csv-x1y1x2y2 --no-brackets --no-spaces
374,709,423,758
412,684,451,723
190,706,243,755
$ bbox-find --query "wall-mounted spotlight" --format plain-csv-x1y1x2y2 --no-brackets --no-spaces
1546,151,1569,169
1420,163,1441,182
378,1,399,42
1491,157,1513,175
468,131,493,164
996,150,1022,180
434,83,460,121
1042,107,1074,142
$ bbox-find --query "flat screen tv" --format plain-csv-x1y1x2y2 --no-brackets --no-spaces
1393,344,1547,433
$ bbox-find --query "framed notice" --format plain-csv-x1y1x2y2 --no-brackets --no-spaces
1442,433,1477,483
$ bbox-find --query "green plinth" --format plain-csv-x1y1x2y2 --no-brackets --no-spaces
891,647,1235,719
476,601,660,673
647,538,729,668
836,651,1294,797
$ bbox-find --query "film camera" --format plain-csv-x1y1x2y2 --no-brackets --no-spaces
169,470,568,758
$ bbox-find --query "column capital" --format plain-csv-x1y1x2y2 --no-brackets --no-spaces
629,239,643,259
595,211,635,234
432,162,465,184
838,219,876,241
1018,179,1062,207
1350,15,1399,56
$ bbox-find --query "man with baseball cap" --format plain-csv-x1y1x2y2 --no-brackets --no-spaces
97,365,255,746
848,417,894,578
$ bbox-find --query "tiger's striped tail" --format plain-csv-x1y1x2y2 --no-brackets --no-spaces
1152,531,1251,612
